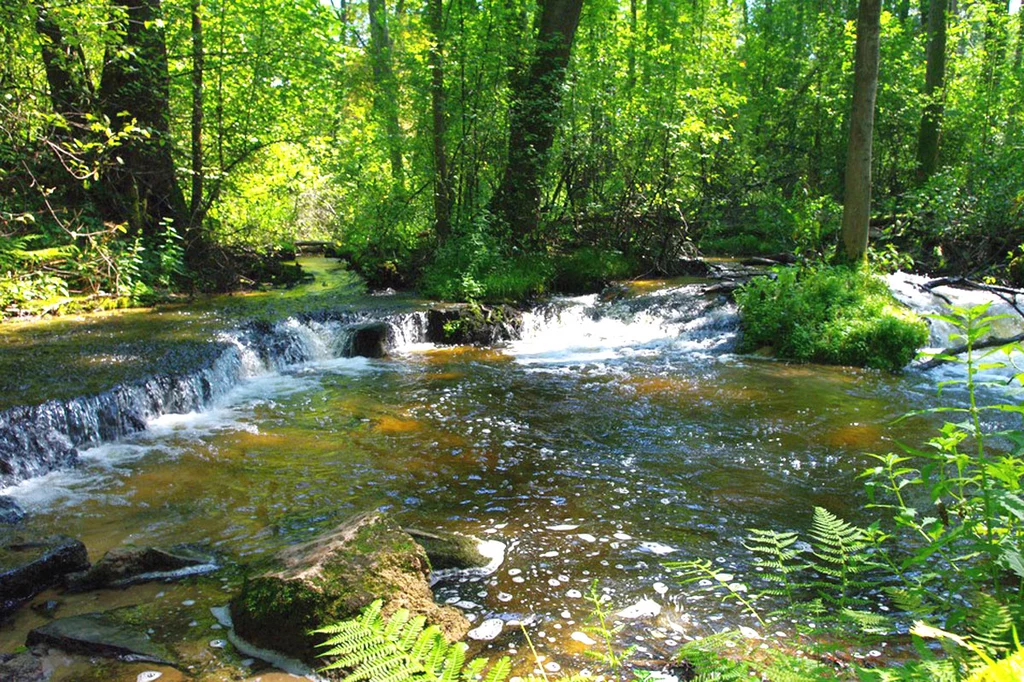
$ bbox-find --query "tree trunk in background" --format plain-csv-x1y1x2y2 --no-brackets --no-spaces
492,0,584,243
190,0,204,229
839,0,882,263
33,4,94,140
427,0,450,240
368,0,404,191
98,0,187,238
916,0,946,182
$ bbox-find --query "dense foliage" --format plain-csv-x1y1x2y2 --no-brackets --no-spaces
735,265,929,371
2,0,1023,312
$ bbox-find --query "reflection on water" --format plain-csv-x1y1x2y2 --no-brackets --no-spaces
17,275,1024,680
3,298,951,672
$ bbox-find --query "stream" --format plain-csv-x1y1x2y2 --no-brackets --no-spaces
1,266,1023,680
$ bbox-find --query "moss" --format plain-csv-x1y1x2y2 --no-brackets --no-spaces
229,512,464,665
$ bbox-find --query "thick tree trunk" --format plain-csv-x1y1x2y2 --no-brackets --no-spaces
368,0,404,190
98,0,187,238
492,0,584,243
839,0,882,263
915,0,947,182
427,0,450,240
33,4,94,139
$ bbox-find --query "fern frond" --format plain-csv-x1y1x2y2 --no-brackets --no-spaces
482,656,512,682
316,601,517,682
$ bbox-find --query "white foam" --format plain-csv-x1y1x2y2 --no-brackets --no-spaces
618,598,662,619
467,618,504,641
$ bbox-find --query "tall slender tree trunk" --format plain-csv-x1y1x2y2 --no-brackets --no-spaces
491,0,585,243
367,0,404,190
98,0,187,238
916,0,947,182
190,0,204,226
839,0,882,263
427,0,450,239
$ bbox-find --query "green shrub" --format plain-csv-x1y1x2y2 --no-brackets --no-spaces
735,265,928,371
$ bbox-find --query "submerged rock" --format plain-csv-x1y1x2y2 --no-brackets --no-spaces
345,321,390,358
426,305,523,345
403,528,488,571
230,511,469,664
27,611,174,664
65,544,218,592
0,496,25,524
1,534,89,618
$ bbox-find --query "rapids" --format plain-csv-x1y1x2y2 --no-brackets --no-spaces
1,269,1023,678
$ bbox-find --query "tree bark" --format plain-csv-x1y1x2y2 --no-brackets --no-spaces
492,0,585,243
98,0,187,238
190,0,204,227
33,4,94,139
915,0,947,182
839,0,882,263
427,0,450,239
368,0,404,190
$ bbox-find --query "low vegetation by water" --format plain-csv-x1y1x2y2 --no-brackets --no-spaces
736,266,930,372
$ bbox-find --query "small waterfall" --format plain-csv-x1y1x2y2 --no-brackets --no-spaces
0,310,433,488
887,272,1024,350
508,285,739,365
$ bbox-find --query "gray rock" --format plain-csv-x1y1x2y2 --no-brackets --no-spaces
230,511,469,665
26,611,174,665
0,649,46,682
427,305,523,345
1,535,89,618
345,321,390,358
65,544,218,592
0,496,25,524
404,528,489,571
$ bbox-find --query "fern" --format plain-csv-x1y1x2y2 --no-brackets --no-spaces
674,632,750,682
808,507,874,608
314,600,592,682
745,528,809,603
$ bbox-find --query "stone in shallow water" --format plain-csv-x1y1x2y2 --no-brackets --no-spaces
230,511,468,665
27,612,174,664
0,496,25,524
65,544,218,592
1,534,88,617
403,527,489,571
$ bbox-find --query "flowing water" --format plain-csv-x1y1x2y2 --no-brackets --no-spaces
2,271,1023,678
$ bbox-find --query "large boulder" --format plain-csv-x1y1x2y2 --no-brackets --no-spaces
1,534,89,618
26,611,174,665
65,544,218,592
230,511,469,665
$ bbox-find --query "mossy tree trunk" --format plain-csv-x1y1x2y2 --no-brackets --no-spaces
839,0,882,263
491,0,584,245
98,0,187,240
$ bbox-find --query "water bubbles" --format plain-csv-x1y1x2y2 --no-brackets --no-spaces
209,639,227,649
137,673,162,682
566,589,582,599
467,618,504,641
498,592,513,602
577,533,597,543
181,599,196,606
